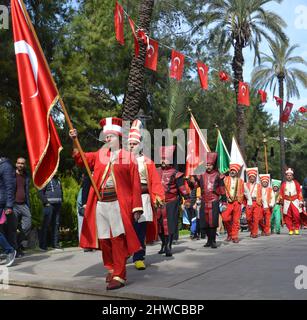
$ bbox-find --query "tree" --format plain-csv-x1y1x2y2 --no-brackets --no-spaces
251,39,307,178
186,0,288,156
122,0,155,121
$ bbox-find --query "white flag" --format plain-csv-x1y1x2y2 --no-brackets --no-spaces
230,136,246,179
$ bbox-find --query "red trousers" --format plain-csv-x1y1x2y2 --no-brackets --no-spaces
246,201,261,236
284,203,301,232
222,201,241,240
99,234,128,282
259,208,271,234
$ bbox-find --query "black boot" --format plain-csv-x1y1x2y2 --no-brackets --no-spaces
165,236,172,257
203,229,211,247
210,228,218,249
158,233,166,254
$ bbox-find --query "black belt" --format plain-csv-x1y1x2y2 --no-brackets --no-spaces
100,188,117,202
141,184,149,194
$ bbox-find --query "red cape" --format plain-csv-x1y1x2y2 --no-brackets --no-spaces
143,156,165,243
74,148,143,255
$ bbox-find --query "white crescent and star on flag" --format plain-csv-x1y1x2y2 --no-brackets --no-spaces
173,56,181,70
14,40,39,99
147,44,154,58
241,84,247,96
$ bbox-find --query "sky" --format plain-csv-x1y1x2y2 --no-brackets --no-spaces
242,0,307,122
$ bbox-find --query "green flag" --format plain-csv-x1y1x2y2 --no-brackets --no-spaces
215,130,230,174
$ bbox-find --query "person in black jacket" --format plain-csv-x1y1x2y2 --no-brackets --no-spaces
0,157,17,266
14,157,31,257
38,175,63,251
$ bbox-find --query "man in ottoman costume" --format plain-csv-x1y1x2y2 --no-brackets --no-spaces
279,168,304,235
222,163,252,243
245,167,262,238
69,117,143,290
270,179,282,234
128,119,165,270
189,152,226,248
156,146,190,257
259,174,274,236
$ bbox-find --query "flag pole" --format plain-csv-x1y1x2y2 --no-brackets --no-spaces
263,135,269,174
20,0,102,201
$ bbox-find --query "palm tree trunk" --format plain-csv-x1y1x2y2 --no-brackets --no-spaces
121,0,154,121
232,42,246,157
278,76,286,180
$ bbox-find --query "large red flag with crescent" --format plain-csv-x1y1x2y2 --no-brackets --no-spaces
114,1,124,45
238,81,250,106
186,114,211,176
145,38,159,71
170,50,185,81
197,61,209,90
11,0,62,189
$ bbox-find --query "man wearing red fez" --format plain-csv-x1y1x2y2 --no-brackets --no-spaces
259,174,274,236
222,163,252,243
245,167,262,238
156,146,190,256
279,168,304,235
128,119,165,270
69,117,143,290
189,152,226,248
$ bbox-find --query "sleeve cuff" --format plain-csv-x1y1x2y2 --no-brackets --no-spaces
132,207,143,213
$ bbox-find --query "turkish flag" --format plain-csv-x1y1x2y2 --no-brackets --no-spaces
299,106,307,113
274,96,283,106
281,101,293,122
219,71,230,82
114,1,124,45
197,61,209,90
258,89,267,103
170,50,185,81
238,81,250,106
128,17,139,57
145,38,158,71
186,114,211,176
11,0,62,189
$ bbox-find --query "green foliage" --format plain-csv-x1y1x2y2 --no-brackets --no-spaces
60,175,80,233
29,183,43,228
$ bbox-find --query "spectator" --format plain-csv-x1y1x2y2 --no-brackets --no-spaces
38,174,63,251
77,174,91,246
14,157,31,257
0,157,17,266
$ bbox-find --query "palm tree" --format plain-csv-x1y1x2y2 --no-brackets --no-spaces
190,0,287,156
122,0,155,121
251,39,307,179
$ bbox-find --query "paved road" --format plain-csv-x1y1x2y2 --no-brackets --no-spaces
2,229,307,300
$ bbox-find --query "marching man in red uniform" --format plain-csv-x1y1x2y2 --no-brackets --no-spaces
128,120,165,270
245,168,262,238
222,163,252,243
190,152,226,249
279,168,304,235
156,146,190,257
259,174,274,236
69,117,143,290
